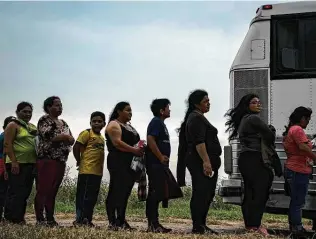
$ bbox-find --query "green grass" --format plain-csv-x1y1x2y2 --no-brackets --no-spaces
23,168,289,225
4,168,303,239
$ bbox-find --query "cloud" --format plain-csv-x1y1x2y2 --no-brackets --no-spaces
0,8,248,180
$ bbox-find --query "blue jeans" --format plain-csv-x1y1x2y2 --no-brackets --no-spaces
284,168,309,230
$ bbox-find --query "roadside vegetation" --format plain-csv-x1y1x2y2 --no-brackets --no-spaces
2,167,309,239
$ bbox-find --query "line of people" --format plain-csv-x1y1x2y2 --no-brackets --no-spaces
0,91,314,237
0,90,222,235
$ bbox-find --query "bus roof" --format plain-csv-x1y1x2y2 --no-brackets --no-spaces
254,1,316,20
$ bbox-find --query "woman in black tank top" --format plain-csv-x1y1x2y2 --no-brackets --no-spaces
105,102,144,230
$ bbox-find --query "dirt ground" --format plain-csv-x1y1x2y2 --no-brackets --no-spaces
22,213,316,238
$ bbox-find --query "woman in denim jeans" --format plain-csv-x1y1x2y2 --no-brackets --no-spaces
283,106,316,236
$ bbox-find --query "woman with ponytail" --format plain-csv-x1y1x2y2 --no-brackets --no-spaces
224,93,274,237
283,106,315,237
178,89,222,234
105,101,144,230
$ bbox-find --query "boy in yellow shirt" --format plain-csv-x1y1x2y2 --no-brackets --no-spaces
73,111,106,227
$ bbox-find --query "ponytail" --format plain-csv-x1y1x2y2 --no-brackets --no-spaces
178,105,195,144
282,122,293,137
177,89,208,152
283,106,313,137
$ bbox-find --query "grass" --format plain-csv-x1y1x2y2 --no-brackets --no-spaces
24,168,288,223
2,167,304,239
0,224,277,239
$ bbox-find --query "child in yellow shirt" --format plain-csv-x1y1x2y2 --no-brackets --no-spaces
73,111,106,227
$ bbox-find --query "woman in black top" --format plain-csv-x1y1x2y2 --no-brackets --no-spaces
105,102,144,230
177,89,222,234
225,93,274,237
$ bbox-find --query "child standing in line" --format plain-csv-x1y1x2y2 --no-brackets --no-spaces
0,116,15,221
73,111,106,227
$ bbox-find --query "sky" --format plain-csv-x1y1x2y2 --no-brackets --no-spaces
0,1,289,183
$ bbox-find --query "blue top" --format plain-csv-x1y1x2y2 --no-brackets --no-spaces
0,132,4,159
146,117,171,166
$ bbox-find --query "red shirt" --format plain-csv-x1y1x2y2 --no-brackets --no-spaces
283,125,313,174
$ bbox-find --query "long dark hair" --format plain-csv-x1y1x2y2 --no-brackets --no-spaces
108,101,130,123
178,89,208,143
283,106,312,136
224,93,259,141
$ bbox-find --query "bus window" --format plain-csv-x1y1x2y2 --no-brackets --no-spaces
304,19,316,69
271,14,316,79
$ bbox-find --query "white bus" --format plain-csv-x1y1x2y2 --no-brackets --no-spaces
218,1,316,221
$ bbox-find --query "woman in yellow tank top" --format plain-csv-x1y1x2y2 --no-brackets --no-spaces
3,101,37,224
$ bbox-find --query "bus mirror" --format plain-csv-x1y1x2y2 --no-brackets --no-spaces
281,48,298,70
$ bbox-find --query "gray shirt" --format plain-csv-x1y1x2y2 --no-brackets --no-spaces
238,114,275,153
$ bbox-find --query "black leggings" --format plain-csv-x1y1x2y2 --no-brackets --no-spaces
5,163,35,223
0,173,8,220
187,158,218,227
239,151,273,228
106,157,135,226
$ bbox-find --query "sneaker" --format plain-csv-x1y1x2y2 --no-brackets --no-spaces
117,220,135,231
36,221,47,227
82,218,95,227
72,220,82,227
46,220,59,227
108,223,118,231
147,223,172,233
192,225,204,234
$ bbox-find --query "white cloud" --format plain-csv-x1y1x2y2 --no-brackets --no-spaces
0,13,248,180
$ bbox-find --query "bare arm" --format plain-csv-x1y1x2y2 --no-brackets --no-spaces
196,143,211,164
106,121,137,154
52,134,70,142
73,143,82,163
298,143,316,161
3,122,18,163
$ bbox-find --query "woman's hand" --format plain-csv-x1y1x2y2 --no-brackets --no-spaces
4,171,8,180
11,161,20,175
133,147,144,157
203,161,213,177
66,135,75,145
59,134,75,144
159,155,169,165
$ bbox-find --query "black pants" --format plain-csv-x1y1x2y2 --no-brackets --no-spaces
0,174,8,220
4,163,35,223
146,166,161,225
106,158,135,226
238,151,273,228
75,174,102,223
187,158,218,228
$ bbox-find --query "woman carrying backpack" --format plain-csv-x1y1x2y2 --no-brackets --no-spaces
3,102,37,224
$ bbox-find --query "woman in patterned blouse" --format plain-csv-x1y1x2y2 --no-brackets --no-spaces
35,96,74,227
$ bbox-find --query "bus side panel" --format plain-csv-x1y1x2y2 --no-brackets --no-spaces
270,79,315,136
